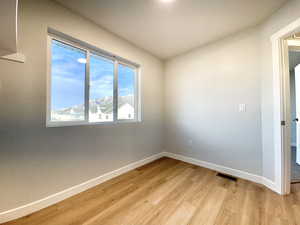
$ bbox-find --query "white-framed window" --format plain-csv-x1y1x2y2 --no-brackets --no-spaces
46,31,140,127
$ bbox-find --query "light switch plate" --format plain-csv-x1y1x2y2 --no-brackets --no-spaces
239,104,246,112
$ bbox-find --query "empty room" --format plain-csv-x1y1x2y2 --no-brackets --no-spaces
1,0,300,224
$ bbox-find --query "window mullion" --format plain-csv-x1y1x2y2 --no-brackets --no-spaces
47,36,53,125
113,61,119,122
85,51,90,123
134,68,139,121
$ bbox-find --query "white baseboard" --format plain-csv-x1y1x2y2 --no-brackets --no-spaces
0,151,279,223
0,152,165,224
163,152,278,193
163,152,262,184
261,177,278,193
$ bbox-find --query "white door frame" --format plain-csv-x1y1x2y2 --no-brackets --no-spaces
271,18,300,195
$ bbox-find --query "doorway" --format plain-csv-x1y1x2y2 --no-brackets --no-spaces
271,17,300,195
288,43,300,183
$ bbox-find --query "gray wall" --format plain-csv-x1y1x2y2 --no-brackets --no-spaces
0,0,164,212
164,27,263,175
164,0,300,182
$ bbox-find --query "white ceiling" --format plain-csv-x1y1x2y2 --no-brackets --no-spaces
56,0,288,59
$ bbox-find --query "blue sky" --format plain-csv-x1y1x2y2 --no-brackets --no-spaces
51,40,134,110
118,64,135,97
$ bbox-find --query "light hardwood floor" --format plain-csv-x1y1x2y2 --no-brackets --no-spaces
4,157,300,225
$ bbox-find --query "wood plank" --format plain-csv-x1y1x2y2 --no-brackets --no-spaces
3,158,300,225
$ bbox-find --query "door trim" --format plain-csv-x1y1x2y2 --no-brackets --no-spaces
271,17,300,195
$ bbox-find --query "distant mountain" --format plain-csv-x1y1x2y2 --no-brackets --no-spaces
54,95,134,115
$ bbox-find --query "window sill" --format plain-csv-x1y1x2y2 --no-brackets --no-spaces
46,119,141,128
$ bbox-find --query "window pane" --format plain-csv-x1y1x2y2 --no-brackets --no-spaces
89,54,114,122
51,40,86,122
118,64,135,120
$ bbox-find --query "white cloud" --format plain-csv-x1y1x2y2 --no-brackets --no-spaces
90,75,114,97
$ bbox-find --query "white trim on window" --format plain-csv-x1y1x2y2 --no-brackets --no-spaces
46,30,141,127
48,28,139,67
117,62,139,122
85,51,90,123
113,60,119,122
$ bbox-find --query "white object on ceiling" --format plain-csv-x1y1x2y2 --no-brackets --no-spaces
0,0,25,63
55,0,288,59
0,53,26,63
0,0,18,56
